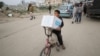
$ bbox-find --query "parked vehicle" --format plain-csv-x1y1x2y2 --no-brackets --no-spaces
58,3,73,17
86,0,100,17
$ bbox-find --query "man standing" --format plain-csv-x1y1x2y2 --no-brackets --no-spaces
77,3,83,23
72,3,78,24
48,5,52,14
83,4,87,15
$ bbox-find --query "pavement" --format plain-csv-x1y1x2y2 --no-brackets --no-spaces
0,13,100,56
0,12,45,24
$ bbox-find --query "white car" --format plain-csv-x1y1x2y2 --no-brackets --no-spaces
58,3,73,17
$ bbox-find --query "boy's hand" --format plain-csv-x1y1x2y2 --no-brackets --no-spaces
56,27,61,31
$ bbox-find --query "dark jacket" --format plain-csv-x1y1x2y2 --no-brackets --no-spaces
48,5,52,10
53,17,64,32
59,17,64,28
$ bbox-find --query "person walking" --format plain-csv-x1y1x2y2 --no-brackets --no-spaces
72,3,78,24
28,3,35,20
48,5,52,14
77,3,83,23
83,4,87,15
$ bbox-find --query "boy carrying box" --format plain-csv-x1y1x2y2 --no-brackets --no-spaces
41,10,65,49
52,10,65,49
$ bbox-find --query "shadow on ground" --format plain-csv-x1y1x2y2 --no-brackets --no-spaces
86,17,100,22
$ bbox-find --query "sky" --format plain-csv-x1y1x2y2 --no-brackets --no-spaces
0,0,44,5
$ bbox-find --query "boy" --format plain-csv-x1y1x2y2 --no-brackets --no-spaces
52,10,65,49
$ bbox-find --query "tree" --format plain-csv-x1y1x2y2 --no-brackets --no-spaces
6,7,10,10
0,2,4,8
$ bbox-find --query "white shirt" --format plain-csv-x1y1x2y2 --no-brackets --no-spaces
73,6,78,16
77,6,83,13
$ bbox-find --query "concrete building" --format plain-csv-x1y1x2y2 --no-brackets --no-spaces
70,0,84,4
44,0,63,5
44,0,73,5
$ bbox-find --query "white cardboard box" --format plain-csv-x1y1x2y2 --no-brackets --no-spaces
41,15,62,29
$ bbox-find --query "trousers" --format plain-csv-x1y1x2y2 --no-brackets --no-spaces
52,30,63,45
76,13,82,22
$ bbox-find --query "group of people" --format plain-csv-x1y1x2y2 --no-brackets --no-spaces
72,2,83,24
27,2,85,50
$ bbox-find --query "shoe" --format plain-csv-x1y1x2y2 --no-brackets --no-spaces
72,21,74,24
61,45,66,50
30,16,33,20
30,18,33,20
56,47,60,52
34,16,35,19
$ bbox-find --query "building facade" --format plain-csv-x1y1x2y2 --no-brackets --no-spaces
45,0,63,5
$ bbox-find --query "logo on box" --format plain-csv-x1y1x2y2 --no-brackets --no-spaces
55,20,61,26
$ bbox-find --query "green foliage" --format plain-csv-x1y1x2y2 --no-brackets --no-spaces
0,2,4,8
